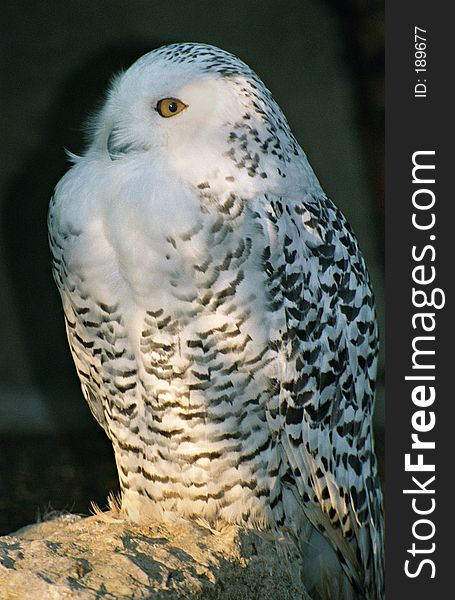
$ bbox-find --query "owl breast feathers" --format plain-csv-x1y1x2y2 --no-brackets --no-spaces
48,42,384,599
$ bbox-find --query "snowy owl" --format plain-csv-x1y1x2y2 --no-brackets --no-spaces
48,43,384,599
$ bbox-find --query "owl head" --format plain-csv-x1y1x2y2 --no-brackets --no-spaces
86,43,317,198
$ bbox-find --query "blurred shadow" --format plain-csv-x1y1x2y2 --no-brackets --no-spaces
3,39,163,429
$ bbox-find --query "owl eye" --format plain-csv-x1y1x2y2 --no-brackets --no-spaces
156,98,188,118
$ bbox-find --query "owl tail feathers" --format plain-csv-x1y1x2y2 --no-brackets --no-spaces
300,553,360,600
297,522,366,600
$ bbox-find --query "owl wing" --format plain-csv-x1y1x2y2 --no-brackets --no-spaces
48,194,110,437
261,191,383,597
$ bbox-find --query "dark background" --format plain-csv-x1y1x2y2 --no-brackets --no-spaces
0,0,384,535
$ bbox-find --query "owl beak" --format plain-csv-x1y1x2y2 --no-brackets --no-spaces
107,128,125,161
107,128,149,160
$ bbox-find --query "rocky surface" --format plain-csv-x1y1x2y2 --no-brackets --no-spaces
0,512,304,599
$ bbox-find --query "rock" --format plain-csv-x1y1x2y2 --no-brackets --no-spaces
0,512,304,599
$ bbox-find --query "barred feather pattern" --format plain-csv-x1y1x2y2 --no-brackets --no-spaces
48,42,384,599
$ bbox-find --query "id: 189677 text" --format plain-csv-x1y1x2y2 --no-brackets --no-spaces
414,26,427,98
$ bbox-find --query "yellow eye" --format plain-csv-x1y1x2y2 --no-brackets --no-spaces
156,98,188,118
